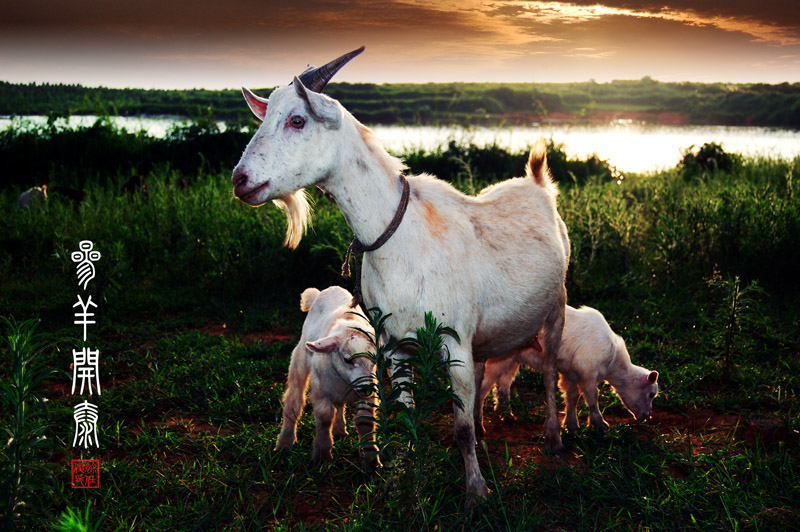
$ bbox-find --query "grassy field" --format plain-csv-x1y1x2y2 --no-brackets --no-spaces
1,130,799,530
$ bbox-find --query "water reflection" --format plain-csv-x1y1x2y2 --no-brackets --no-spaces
2,115,798,174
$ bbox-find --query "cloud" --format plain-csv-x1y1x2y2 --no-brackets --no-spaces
1,0,799,86
481,1,800,46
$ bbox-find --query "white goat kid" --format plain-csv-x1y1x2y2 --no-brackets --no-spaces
17,185,47,210
233,48,569,504
479,305,659,432
275,286,379,469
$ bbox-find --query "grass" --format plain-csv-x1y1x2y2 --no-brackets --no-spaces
1,136,799,529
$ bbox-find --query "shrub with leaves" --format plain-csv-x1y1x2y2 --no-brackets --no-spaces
680,142,740,179
353,309,463,518
0,317,58,530
706,273,766,377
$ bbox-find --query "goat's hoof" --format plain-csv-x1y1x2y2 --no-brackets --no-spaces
464,479,490,511
274,434,296,451
544,436,565,455
273,446,291,457
360,446,382,472
361,457,382,473
312,448,333,465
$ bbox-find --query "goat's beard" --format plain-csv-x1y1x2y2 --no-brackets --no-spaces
273,189,312,249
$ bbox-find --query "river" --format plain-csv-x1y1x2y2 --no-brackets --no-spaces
2,115,798,174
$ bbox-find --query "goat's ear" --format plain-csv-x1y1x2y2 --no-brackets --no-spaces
641,370,659,386
306,334,341,354
242,87,268,121
293,76,342,129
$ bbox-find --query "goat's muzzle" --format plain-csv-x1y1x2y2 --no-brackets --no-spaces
232,168,249,188
232,169,271,203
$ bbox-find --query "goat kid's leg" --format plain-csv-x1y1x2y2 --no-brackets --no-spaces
561,376,581,431
332,404,347,438
473,359,486,437
276,344,311,450
312,399,336,464
447,339,489,508
582,382,609,430
354,398,381,471
542,285,567,452
496,360,521,422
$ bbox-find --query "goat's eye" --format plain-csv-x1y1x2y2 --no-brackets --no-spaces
648,392,656,399
289,115,305,129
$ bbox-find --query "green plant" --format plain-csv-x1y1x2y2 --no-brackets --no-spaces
680,142,740,179
54,500,106,532
707,274,766,377
354,309,463,522
0,316,58,530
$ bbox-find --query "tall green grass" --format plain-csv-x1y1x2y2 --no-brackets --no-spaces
0,317,58,530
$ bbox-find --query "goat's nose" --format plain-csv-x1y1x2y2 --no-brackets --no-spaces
232,168,249,188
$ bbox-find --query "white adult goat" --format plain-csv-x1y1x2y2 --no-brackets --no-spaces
231,47,569,504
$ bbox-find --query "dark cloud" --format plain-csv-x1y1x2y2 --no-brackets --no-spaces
1,0,798,87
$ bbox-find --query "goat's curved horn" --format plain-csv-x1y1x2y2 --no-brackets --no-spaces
297,46,365,93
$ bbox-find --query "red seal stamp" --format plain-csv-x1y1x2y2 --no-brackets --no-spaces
71,459,99,488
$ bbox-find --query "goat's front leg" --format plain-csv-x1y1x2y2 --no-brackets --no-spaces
312,399,336,463
391,348,414,408
582,381,609,430
332,404,347,438
354,397,381,471
472,358,486,437
447,339,489,508
276,344,311,450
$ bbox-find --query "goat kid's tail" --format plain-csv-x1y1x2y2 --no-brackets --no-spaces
300,287,321,312
526,138,553,186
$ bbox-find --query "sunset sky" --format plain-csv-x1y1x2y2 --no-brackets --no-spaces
1,0,799,89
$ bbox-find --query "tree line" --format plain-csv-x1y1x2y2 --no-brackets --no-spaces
1,78,799,127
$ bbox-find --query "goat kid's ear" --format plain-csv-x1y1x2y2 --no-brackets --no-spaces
306,334,341,354
292,76,342,129
642,370,659,386
242,87,268,121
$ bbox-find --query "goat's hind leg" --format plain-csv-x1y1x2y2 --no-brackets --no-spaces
496,360,521,422
276,343,312,450
542,285,567,452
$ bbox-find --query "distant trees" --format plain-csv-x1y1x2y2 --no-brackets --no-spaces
1,79,799,127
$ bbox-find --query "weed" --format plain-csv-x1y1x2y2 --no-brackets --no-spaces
354,309,464,525
0,317,58,530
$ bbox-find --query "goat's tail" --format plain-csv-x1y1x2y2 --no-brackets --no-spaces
300,287,321,312
526,138,553,187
